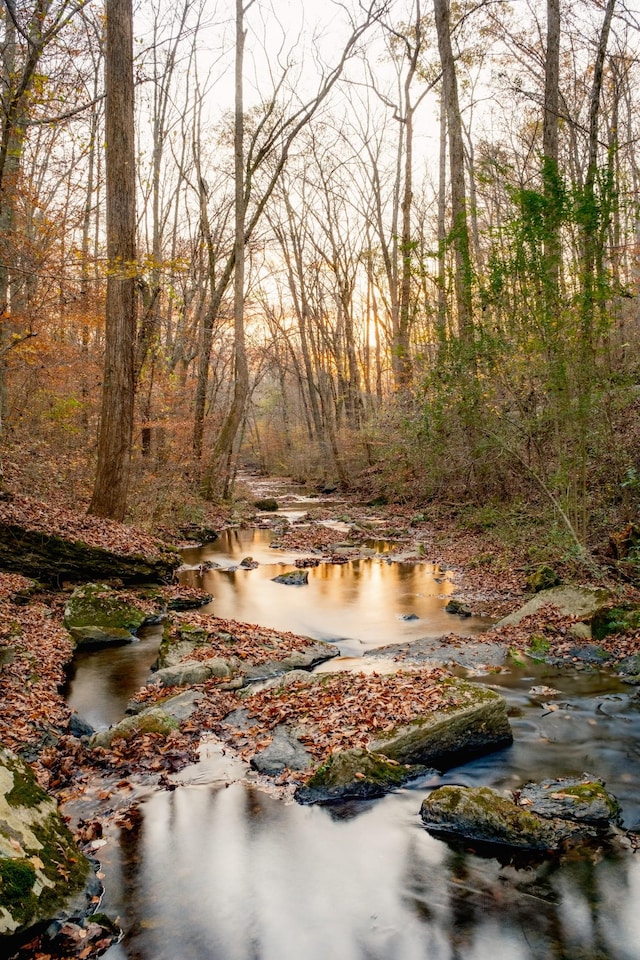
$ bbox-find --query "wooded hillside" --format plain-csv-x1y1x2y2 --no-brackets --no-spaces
1,0,639,560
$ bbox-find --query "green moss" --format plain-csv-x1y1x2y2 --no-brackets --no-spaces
0,859,36,906
592,604,640,641
529,634,551,657
560,782,620,817
64,583,147,633
5,758,43,809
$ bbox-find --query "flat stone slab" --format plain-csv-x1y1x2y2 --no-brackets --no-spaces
368,678,513,768
497,585,611,628
517,777,620,824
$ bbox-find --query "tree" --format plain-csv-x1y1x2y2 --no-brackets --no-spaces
88,0,136,519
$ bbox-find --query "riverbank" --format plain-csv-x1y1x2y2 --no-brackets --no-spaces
3,486,640,957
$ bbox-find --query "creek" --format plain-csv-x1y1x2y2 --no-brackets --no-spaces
65,521,640,960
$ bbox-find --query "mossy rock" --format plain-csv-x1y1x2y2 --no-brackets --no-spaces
64,583,147,646
517,777,620,824
296,748,425,804
420,785,576,853
497,585,611,628
254,498,279,512
155,622,210,669
0,524,179,584
445,599,472,617
0,747,97,937
368,678,512,768
591,604,640,641
89,708,179,748
526,564,562,593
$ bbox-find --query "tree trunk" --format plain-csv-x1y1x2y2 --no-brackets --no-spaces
89,0,136,520
201,0,249,499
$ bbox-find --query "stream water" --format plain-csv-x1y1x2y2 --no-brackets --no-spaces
65,525,640,960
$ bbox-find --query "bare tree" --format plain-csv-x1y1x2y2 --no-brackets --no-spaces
88,0,136,519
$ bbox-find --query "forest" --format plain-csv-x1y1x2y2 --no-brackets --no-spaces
1,0,640,557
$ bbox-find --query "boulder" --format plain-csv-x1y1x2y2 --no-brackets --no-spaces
517,777,620,824
296,748,425,804
0,747,97,937
368,679,513,768
0,495,180,584
591,604,640,641
254,498,279,512
420,786,573,853
89,708,179,749
496,585,611,628
151,658,236,688
445,599,472,617
271,571,309,586
63,583,148,647
526,564,562,593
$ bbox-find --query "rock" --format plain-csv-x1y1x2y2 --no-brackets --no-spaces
296,748,426,804
241,643,338,681
89,708,179,748
63,583,148,647
251,726,314,775
445,599,472,617
0,501,180,584
517,777,620,824
368,678,512,768
0,747,98,937
400,613,419,621
150,657,236,688
420,786,573,853
496,585,611,628
68,713,95,739
254,498,279,512
526,564,562,593
271,571,309,586
239,557,259,569
155,623,210,669
166,592,213,612
153,689,204,722
591,604,640,641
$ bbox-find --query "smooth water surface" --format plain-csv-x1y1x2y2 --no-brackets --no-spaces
180,529,492,656
64,525,640,960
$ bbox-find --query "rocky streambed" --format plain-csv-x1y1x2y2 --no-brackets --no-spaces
2,490,640,958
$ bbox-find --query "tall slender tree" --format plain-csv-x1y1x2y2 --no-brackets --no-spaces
88,0,136,519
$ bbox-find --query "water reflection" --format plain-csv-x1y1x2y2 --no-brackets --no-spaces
100,781,640,960
181,530,490,657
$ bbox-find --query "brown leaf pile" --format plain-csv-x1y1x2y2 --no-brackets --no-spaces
0,597,72,756
167,612,321,665
210,667,463,770
0,493,173,559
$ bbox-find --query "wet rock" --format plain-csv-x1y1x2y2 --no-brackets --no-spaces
526,564,562,593
89,708,179,748
368,679,512,768
420,786,573,853
296,748,426,804
255,498,279,512
0,747,97,937
517,777,620,824
151,657,236,688
251,726,314,775
64,583,147,647
239,557,259,570
445,599,472,617
166,591,213,612
271,571,309,586
154,689,204,722
68,713,95,739
400,613,419,621
496,585,611,628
